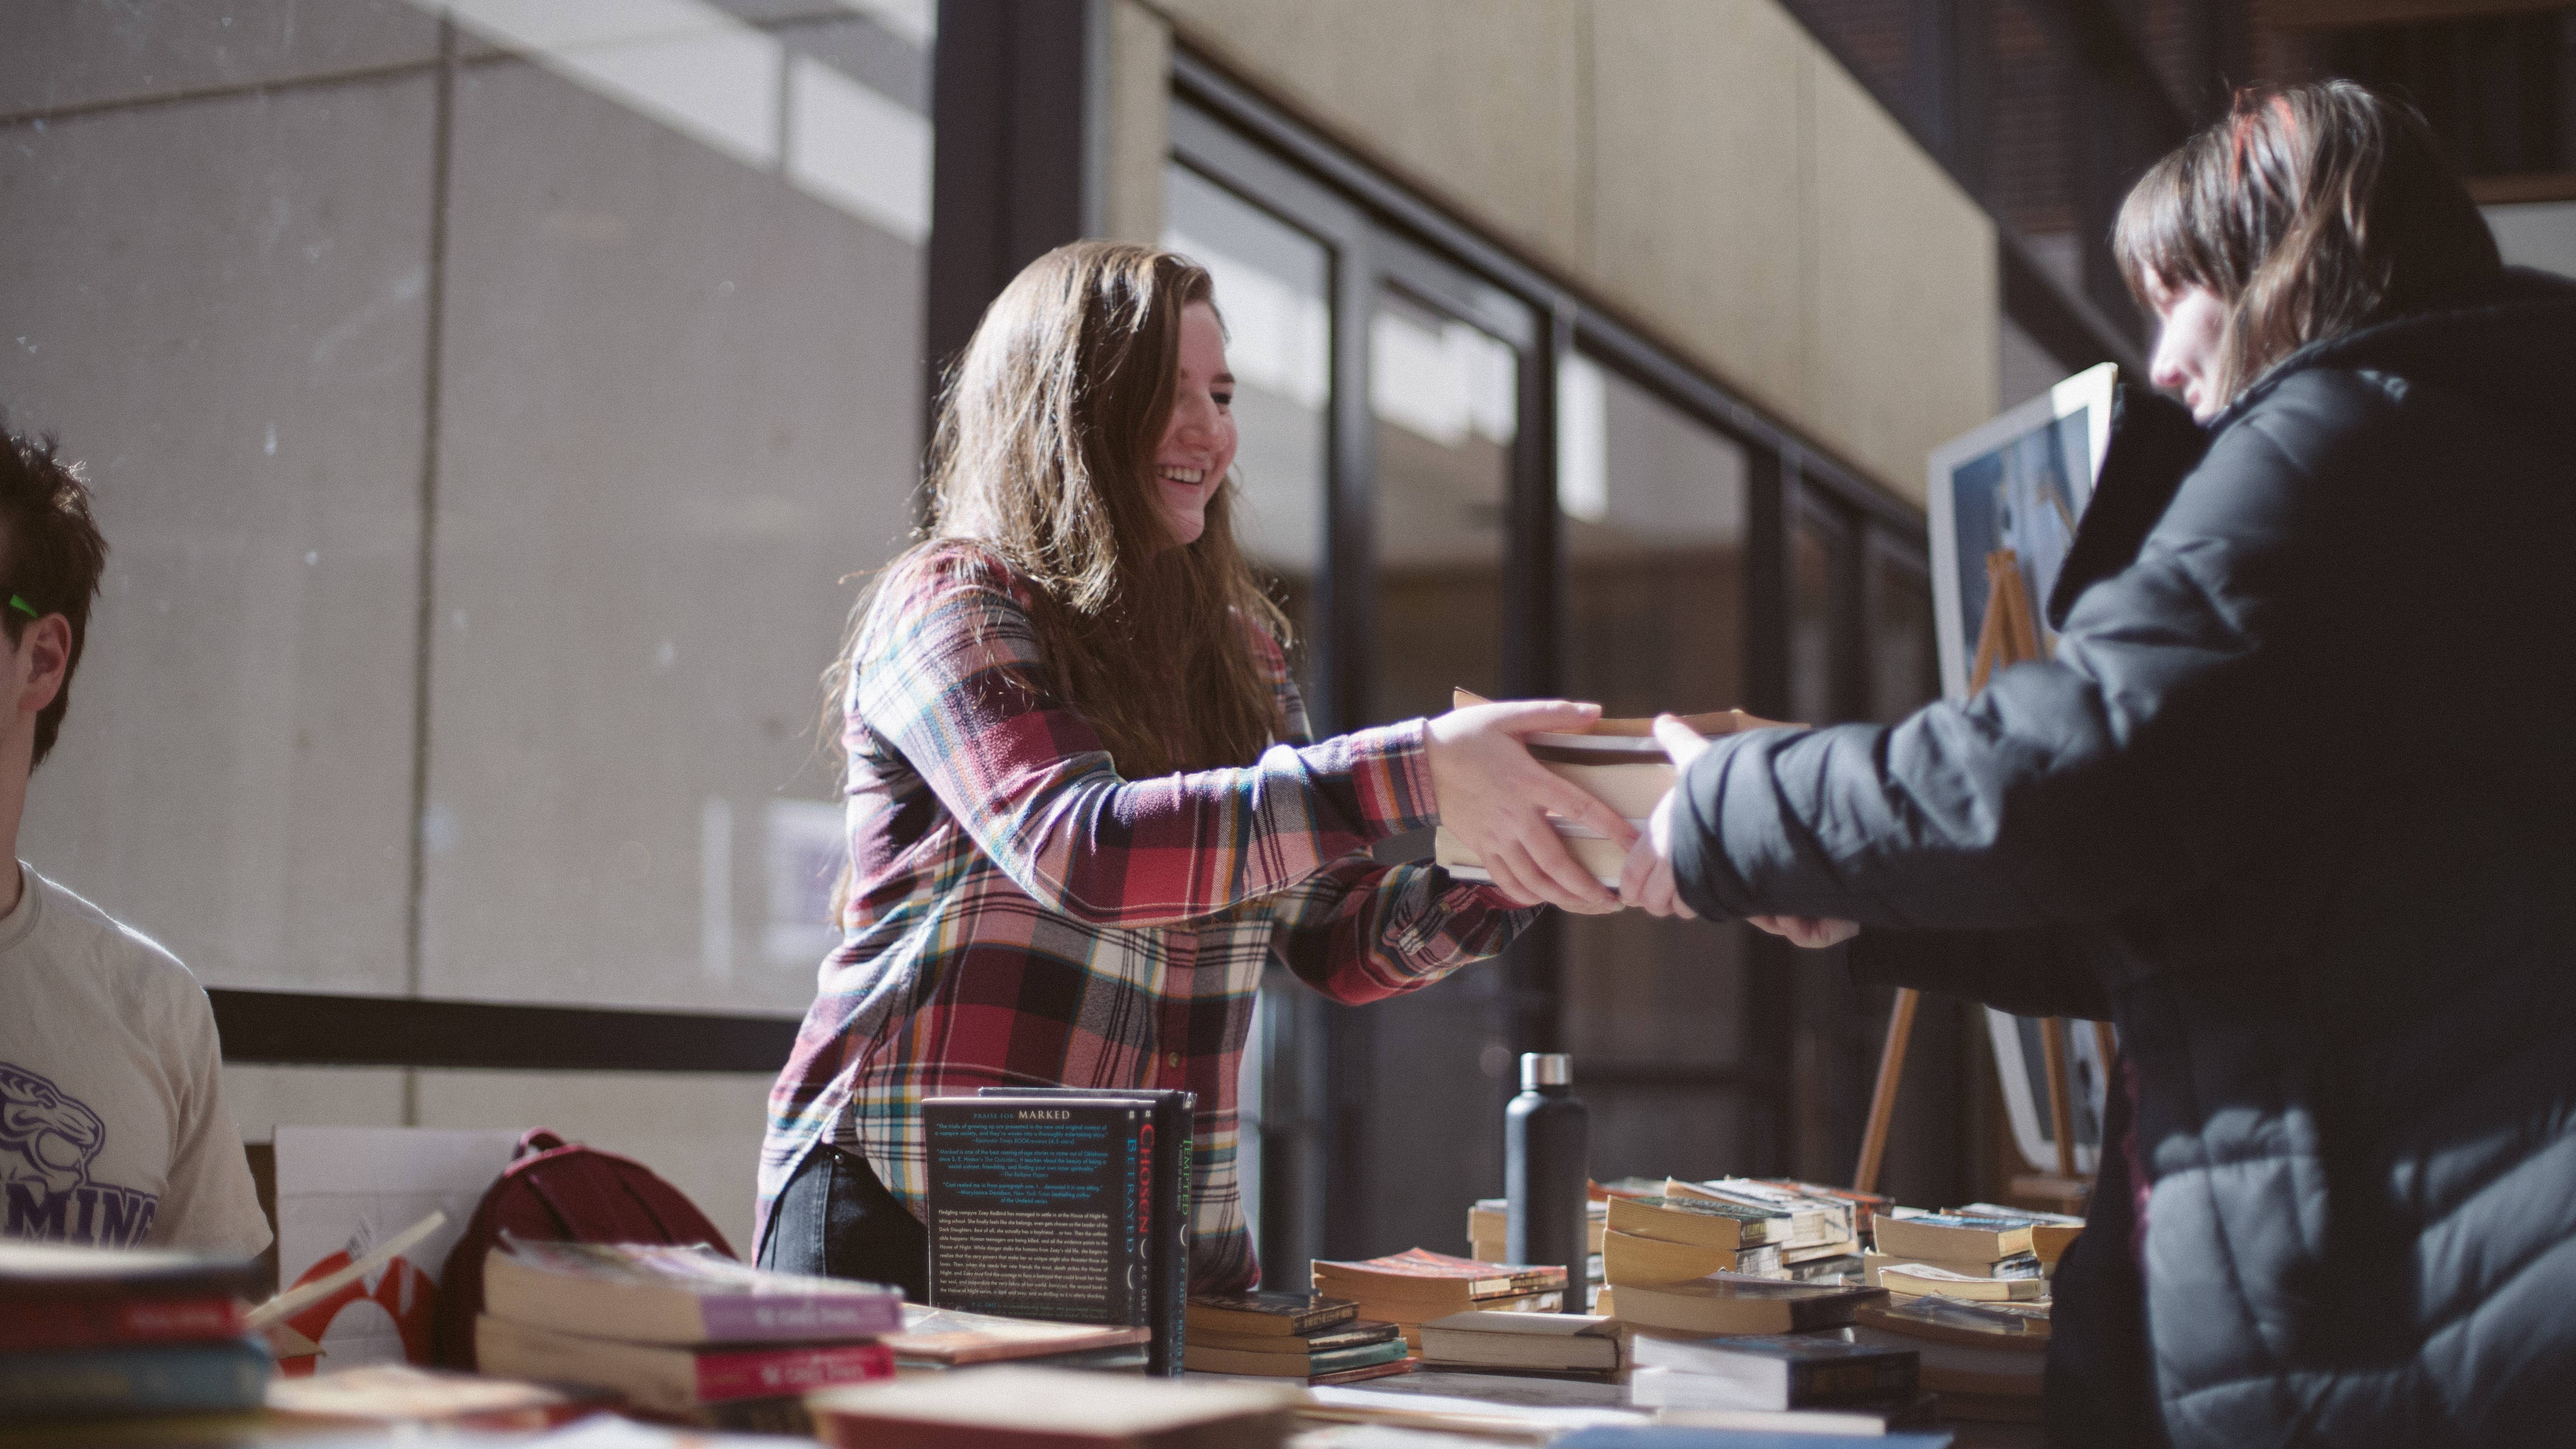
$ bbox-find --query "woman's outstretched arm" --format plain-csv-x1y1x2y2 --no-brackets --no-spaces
855,549,1623,925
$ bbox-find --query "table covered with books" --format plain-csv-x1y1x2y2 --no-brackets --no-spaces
2,1174,2074,1449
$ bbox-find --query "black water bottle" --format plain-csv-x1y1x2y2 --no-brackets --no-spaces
1505,1052,1590,1313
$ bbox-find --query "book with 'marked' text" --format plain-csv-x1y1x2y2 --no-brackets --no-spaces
925,1094,1182,1375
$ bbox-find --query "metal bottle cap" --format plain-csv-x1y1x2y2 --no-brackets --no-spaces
1521,1053,1572,1089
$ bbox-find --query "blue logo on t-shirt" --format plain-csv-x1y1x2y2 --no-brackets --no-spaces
0,1061,158,1246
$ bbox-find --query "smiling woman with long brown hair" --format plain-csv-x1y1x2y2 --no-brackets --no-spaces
1625,81,2576,1446
755,241,1630,1299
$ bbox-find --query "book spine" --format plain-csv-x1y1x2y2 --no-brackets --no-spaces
0,1296,246,1352
0,1338,271,1417
693,1341,894,1402
694,1294,905,1342
1143,1094,1192,1377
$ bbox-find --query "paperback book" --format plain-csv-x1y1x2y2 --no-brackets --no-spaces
482,1239,903,1344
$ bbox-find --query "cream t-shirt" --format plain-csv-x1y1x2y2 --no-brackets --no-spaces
0,864,270,1255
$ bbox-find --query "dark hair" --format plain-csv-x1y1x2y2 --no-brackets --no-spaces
843,241,1286,779
0,429,108,768
2113,80,2502,404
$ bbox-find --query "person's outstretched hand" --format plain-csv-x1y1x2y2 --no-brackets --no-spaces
1619,715,1859,946
1620,715,1713,918
1426,699,1632,913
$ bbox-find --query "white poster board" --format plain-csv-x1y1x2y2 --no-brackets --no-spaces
1925,363,2116,703
273,1127,518,1368
1925,363,2121,1174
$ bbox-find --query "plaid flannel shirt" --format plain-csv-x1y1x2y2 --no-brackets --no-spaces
757,543,1536,1290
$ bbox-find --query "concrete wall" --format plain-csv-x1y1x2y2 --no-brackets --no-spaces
1118,0,2000,503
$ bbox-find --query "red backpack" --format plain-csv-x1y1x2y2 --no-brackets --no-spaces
432,1129,736,1368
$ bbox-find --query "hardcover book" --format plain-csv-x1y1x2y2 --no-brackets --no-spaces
481,1240,903,1344
977,1086,1194,1375
923,1096,1155,1342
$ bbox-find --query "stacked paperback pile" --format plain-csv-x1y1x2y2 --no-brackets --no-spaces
1867,1206,2079,1303
472,1240,901,1425
1606,1268,1882,1340
1467,1195,1607,1307
1668,1178,1866,1278
1312,1249,1566,1350
1602,1191,1789,1292
0,1241,269,1422
1418,1309,1626,1381
1181,1291,1410,1384
1629,1330,1933,1433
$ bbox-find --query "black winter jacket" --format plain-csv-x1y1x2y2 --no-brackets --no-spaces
1669,269,2576,1448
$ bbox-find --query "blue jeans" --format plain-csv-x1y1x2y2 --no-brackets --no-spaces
757,1143,929,1302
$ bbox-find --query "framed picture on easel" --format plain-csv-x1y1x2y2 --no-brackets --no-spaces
1926,362,2117,703
1923,361,2119,1182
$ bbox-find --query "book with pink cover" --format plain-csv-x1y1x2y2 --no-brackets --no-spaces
482,1240,903,1344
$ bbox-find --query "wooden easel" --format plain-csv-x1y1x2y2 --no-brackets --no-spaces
1852,552,2115,1205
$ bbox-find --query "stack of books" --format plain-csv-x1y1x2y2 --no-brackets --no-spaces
1311,1249,1566,1349
471,1240,901,1426
1628,1330,1932,1433
808,1364,1300,1449
1851,1294,2049,1422
1418,1309,1625,1381
1866,1210,2059,1303
1671,1178,1866,1270
1602,1192,1791,1292
0,1241,270,1422
1606,1269,1883,1339
1465,1195,1607,1306
1181,1291,1411,1384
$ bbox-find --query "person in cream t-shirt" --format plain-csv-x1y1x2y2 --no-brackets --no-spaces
0,864,269,1255
0,427,266,1256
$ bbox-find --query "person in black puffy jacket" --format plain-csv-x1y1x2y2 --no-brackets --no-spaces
1621,80,2576,1447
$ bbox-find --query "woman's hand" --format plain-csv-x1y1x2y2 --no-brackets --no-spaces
1620,714,1860,946
1426,699,1633,913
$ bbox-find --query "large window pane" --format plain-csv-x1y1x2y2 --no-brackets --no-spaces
1161,163,1331,708
410,7,931,1014
5,4,934,1020
1556,354,1753,1180
1368,285,1517,723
